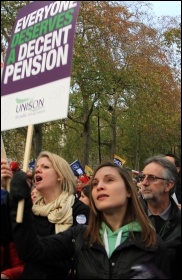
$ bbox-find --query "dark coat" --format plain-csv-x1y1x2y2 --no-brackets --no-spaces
1,190,24,279
10,204,171,279
21,196,90,279
139,197,181,279
175,172,181,204
8,170,90,279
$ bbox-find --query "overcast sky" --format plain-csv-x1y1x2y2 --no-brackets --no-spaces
145,1,181,17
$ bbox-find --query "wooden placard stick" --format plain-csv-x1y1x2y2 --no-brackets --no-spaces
1,134,10,192
16,125,34,223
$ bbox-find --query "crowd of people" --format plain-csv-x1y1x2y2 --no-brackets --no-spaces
1,152,181,279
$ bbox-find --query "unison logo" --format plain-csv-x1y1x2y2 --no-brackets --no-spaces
16,98,44,113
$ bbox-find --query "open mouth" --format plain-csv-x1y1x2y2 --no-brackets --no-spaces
35,176,42,182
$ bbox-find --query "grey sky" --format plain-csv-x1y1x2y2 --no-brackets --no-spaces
146,1,181,16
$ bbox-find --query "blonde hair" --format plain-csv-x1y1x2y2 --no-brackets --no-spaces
36,151,76,195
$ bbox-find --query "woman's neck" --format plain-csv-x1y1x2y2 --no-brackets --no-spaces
103,208,126,231
41,188,62,204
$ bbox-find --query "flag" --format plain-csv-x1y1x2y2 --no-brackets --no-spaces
29,160,36,170
70,160,85,176
114,154,126,167
85,165,93,177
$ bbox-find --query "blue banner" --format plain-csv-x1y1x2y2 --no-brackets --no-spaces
70,160,85,176
28,160,36,169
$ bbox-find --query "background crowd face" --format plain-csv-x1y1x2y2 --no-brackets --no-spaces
141,162,171,202
31,187,40,203
79,191,90,206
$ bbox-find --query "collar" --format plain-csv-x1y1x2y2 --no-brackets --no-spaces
148,202,171,220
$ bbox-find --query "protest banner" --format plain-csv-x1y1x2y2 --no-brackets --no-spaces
28,159,36,170
1,1,81,222
70,159,85,176
114,154,126,167
1,1,81,131
85,165,93,176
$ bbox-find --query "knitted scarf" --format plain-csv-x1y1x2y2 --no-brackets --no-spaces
32,192,75,233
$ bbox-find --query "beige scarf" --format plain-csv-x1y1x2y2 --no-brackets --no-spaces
32,192,75,233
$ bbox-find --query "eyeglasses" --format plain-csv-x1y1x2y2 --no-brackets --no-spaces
139,174,167,183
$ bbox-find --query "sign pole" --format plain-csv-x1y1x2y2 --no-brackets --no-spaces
1,135,11,192
16,125,34,223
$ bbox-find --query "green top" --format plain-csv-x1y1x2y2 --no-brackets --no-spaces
99,221,142,257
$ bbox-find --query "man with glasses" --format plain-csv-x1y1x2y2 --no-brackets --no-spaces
139,155,181,279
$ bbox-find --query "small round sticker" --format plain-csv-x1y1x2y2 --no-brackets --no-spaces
76,214,87,224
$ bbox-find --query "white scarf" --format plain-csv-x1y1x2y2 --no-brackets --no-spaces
32,192,75,233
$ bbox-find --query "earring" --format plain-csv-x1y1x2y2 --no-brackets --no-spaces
57,178,61,181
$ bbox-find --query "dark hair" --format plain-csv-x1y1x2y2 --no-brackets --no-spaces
81,184,91,198
85,162,157,248
165,153,181,168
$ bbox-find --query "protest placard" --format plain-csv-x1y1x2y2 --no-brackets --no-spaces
1,1,81,131
1,1,81,222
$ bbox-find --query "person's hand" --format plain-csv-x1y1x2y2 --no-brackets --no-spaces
1,160,13,180
177,204,181,210
1,274,10,279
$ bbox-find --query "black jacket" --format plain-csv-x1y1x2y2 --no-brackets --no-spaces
175,173,181,204
10,197,171,279
9,192,89,279
1,190,13,245
139,197,181,279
